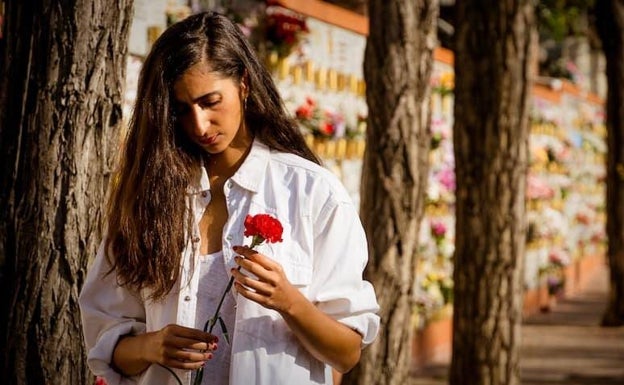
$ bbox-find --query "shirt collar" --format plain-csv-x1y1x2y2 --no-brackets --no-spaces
186,138,269,195
187,163,211,195
229,139,269,193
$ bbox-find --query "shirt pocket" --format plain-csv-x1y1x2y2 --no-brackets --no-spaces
264,242,312,287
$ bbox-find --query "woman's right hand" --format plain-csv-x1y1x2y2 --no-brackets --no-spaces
113,324,219,376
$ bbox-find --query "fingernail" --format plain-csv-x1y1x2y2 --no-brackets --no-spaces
207,353,213,359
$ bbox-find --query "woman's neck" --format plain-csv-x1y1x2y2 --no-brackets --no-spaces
207,138,253,180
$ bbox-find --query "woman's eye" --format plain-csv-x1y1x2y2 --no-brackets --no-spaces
199,98,219,109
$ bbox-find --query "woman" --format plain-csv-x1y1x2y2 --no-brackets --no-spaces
79,11,379,385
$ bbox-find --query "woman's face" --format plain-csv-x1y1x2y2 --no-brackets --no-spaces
173,62,251,155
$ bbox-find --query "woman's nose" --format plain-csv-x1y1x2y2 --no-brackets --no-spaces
189,107,210,136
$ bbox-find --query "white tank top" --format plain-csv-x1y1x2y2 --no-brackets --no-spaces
193,250,236,385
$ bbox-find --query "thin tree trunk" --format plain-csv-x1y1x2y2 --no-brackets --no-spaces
0,1,133,384
450,2,536,385
341,1,438,384
595,0,624,327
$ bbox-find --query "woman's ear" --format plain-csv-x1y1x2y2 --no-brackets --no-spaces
240,74,249,107
240,70,249,97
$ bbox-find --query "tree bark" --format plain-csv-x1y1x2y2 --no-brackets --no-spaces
450,2,536,385
341,1,438,385
595,0,624,327
0,1,133,384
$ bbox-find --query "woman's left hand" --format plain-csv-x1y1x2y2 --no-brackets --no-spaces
231,245,302,314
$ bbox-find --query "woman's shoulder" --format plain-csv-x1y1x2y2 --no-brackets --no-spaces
268,150,352,203
269,149,334,180
269,149,325,173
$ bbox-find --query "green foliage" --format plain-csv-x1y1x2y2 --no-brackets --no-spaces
537,0,595,41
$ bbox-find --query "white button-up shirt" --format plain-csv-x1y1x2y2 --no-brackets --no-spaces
79,140,380,385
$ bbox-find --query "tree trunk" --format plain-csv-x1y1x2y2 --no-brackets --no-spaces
595,0,624,327
0,1,133,384
341,1,438,385
450,2,536,385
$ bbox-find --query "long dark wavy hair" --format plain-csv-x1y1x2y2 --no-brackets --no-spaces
106,12,319,300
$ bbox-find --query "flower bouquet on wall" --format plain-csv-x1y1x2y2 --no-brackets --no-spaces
265,5,309,59
414,269,454,329
538,247,571,311
431,71,454,98
294,96,343,139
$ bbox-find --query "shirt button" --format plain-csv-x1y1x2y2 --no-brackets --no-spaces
192,237,200,243
201,191,208,198
227,181,233,188
184,296,191,301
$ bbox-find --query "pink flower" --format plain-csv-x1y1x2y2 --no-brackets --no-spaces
437,168,456,192
548,248,570,267
430,221,447,240
526,175,555,200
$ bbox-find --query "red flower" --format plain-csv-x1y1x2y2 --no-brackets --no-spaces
244,214,284,247
296,104,314,119
321,122,335,136
265,6,309,58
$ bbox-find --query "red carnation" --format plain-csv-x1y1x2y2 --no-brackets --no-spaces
244,214,284,248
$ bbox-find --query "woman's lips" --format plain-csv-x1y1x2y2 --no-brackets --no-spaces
198,134,218,145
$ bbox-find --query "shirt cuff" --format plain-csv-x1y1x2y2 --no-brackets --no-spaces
338,312,380,347
87,320,146,385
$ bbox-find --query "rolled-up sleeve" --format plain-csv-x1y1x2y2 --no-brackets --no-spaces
79,241,146,385
309,198,380,346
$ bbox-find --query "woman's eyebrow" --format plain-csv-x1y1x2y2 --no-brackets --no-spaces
175,91,221,105
191,91,221,103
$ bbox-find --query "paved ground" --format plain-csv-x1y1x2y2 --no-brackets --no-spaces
410,264,624,385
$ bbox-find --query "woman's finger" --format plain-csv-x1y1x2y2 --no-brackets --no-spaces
233,246,281,271
162,324,219,345
160,356,208,370
165,335,218,352
165,346,213,363
234,281,272,306
234,256,271,281
231,267,273,295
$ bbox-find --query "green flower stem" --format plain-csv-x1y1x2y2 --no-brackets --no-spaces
193,269,238,385
193,239,262,385
204,273,237,333
171,238,265,385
